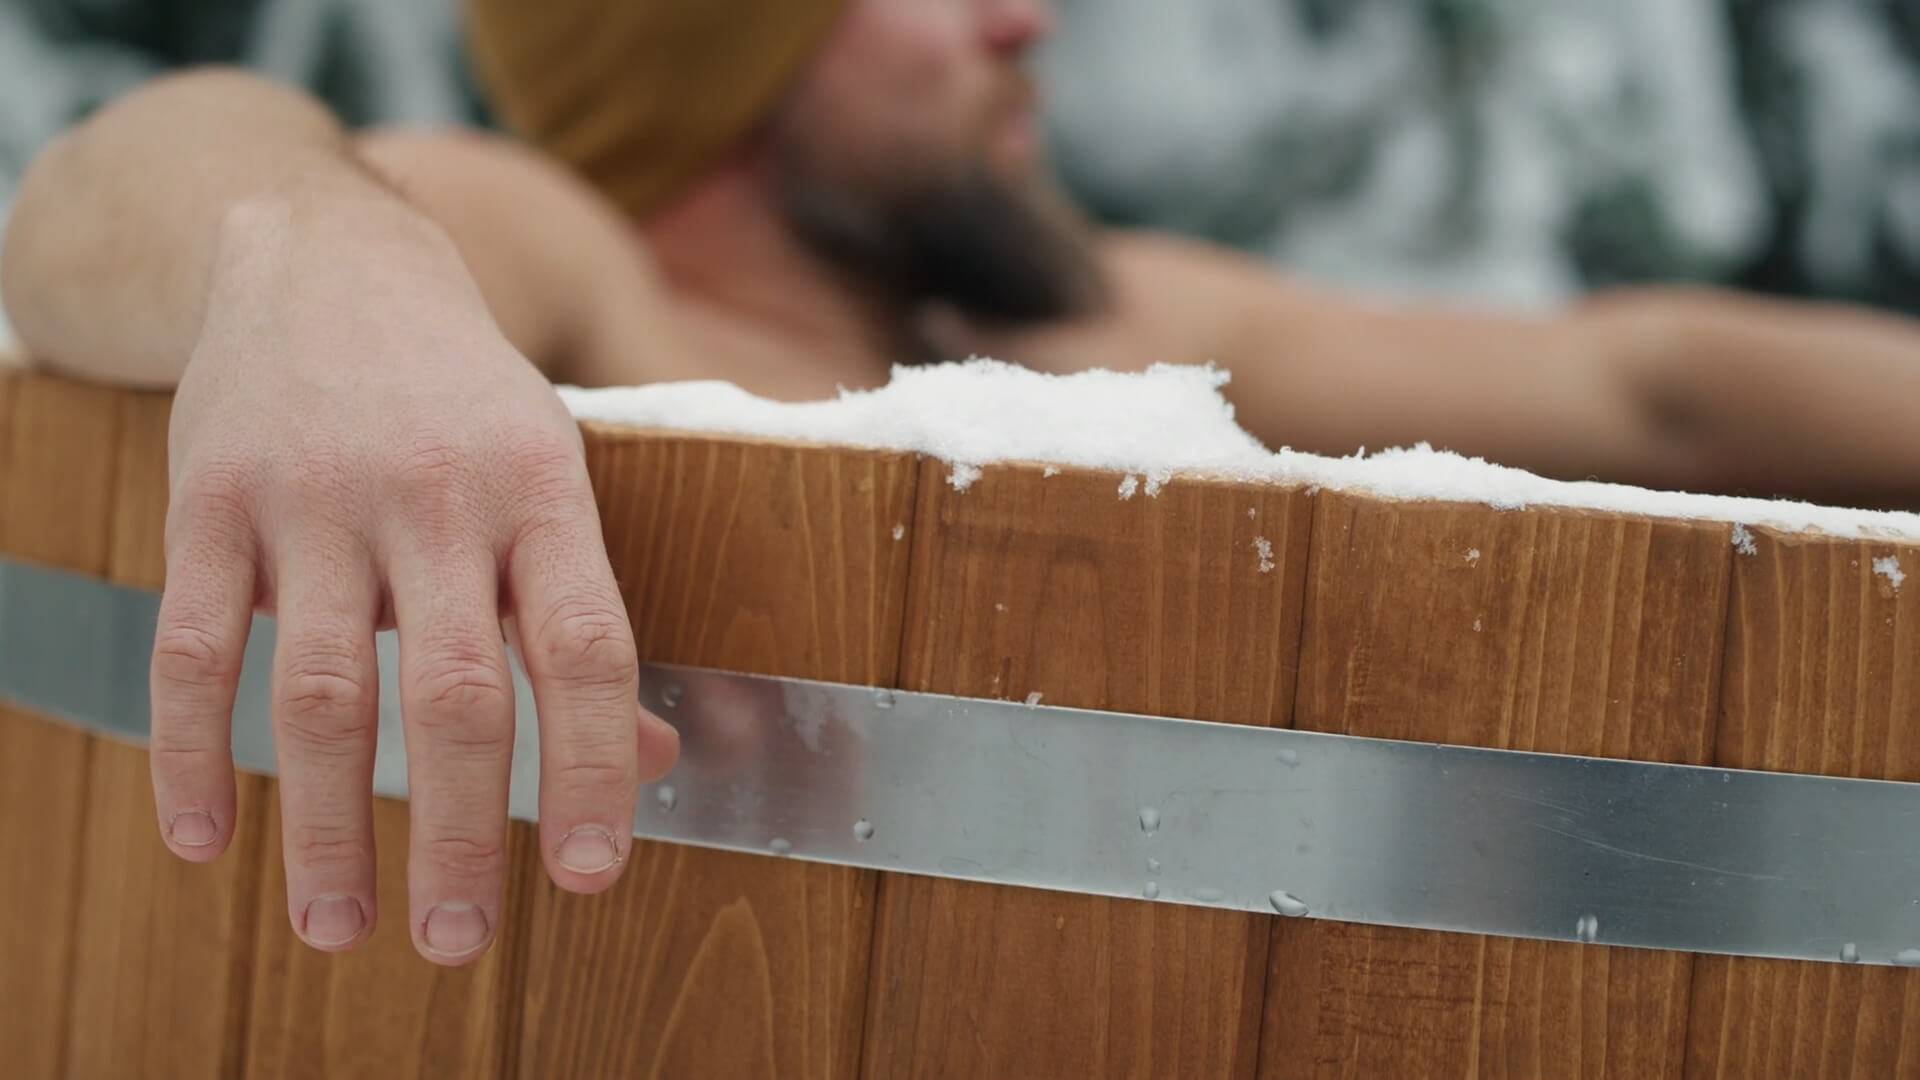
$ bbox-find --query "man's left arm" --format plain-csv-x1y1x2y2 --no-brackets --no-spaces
1100,232,1920,507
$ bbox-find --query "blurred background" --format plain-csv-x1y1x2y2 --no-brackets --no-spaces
1,0,1917,348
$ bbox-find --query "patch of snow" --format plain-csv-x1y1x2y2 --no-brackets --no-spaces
1732,523,1757,555
948,463,982,491
558,360,1920,542
1873,555,1905,591
1118,474,1140,500
1254,536,1276,573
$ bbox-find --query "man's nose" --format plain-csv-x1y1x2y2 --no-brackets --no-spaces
981,0,1055,55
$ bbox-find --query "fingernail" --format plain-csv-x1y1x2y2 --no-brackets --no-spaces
302,895,367,947
556,825,623,875
169,809,217,847
423,902,491,958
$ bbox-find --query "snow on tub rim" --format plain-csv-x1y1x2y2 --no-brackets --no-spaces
557,358,1920,544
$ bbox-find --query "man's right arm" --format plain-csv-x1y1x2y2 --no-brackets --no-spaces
3,68,474,384
1,68,662,386
0,68,678,967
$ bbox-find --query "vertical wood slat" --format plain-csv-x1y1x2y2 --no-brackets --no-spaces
862,463,1313,1079
62,390,267,1079
1262,494,1732,1079
516,431,918,1079
1684,529,1920,1079
0,372,122,1080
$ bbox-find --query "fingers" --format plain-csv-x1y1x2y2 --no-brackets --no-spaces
386,541,514,965
507,496,671,895
149,484,258,861
270,537,383,953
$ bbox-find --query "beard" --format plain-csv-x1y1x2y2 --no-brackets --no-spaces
768,128,1111,333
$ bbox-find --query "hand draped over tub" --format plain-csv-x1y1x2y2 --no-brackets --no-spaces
0,81,688,963
9,0,1920,967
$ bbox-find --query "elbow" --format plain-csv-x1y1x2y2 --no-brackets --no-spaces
1568,287,1747,490
0,129,81,367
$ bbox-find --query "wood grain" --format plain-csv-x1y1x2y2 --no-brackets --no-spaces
1262,494,1731,1079
62,389,269,1079
0,372,122,1080
863,462,1312,1079
515,430,918,1079
242,796,533,1078
1685,529,1920,1079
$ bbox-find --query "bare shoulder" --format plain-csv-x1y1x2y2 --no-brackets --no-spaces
353,126,677,382
1090,229,1328,362
1099,229,1296,297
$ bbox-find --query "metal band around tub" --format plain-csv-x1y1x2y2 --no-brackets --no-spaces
3,552,1918,967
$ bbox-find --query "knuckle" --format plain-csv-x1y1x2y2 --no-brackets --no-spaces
170,462,256,531
391,431,474,498
148,733,228,766
549,754,637,797
412,651,514,720
505,433,592,511
152,622,240,693
276,652,376,753
388,430,490,539
408,696,514,754
420,828,506,880
529,602,637,687
392,429,470,485
285,821,371,875
282,448,358,506
500,424,581,478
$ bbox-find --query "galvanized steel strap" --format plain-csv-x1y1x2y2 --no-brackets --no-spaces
3,553,1917,967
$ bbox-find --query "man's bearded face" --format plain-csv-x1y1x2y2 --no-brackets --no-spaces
764,0,1107,327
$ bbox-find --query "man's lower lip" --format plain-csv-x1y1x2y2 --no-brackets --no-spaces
997,115,1036,149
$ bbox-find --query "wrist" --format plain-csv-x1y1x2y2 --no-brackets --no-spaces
210,175,481,315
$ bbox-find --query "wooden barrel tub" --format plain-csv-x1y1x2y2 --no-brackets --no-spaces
1,367,1917,1078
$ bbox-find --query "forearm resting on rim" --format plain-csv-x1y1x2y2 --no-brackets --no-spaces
1583,287,1920,505
0,67,464,388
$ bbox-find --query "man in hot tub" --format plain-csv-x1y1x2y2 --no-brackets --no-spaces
5,0,1919,966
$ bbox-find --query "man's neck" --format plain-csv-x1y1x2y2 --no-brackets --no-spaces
640,169,909,394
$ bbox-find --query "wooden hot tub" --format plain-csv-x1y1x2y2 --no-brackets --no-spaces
1,368,1916,1078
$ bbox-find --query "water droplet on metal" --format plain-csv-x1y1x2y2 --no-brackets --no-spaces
660,683,684,709
1576,914,1600,943
1190,887,1225,903
1268,890,1309,917
1277,747,1300,767
1894,947,1920,966
656,785,677,812
872,688,895,709
1142,881,1160,899
1841,942,1861,963
1138,806,1161,833
769,837,792,856
1147,858,1161,875
853,819,875,842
